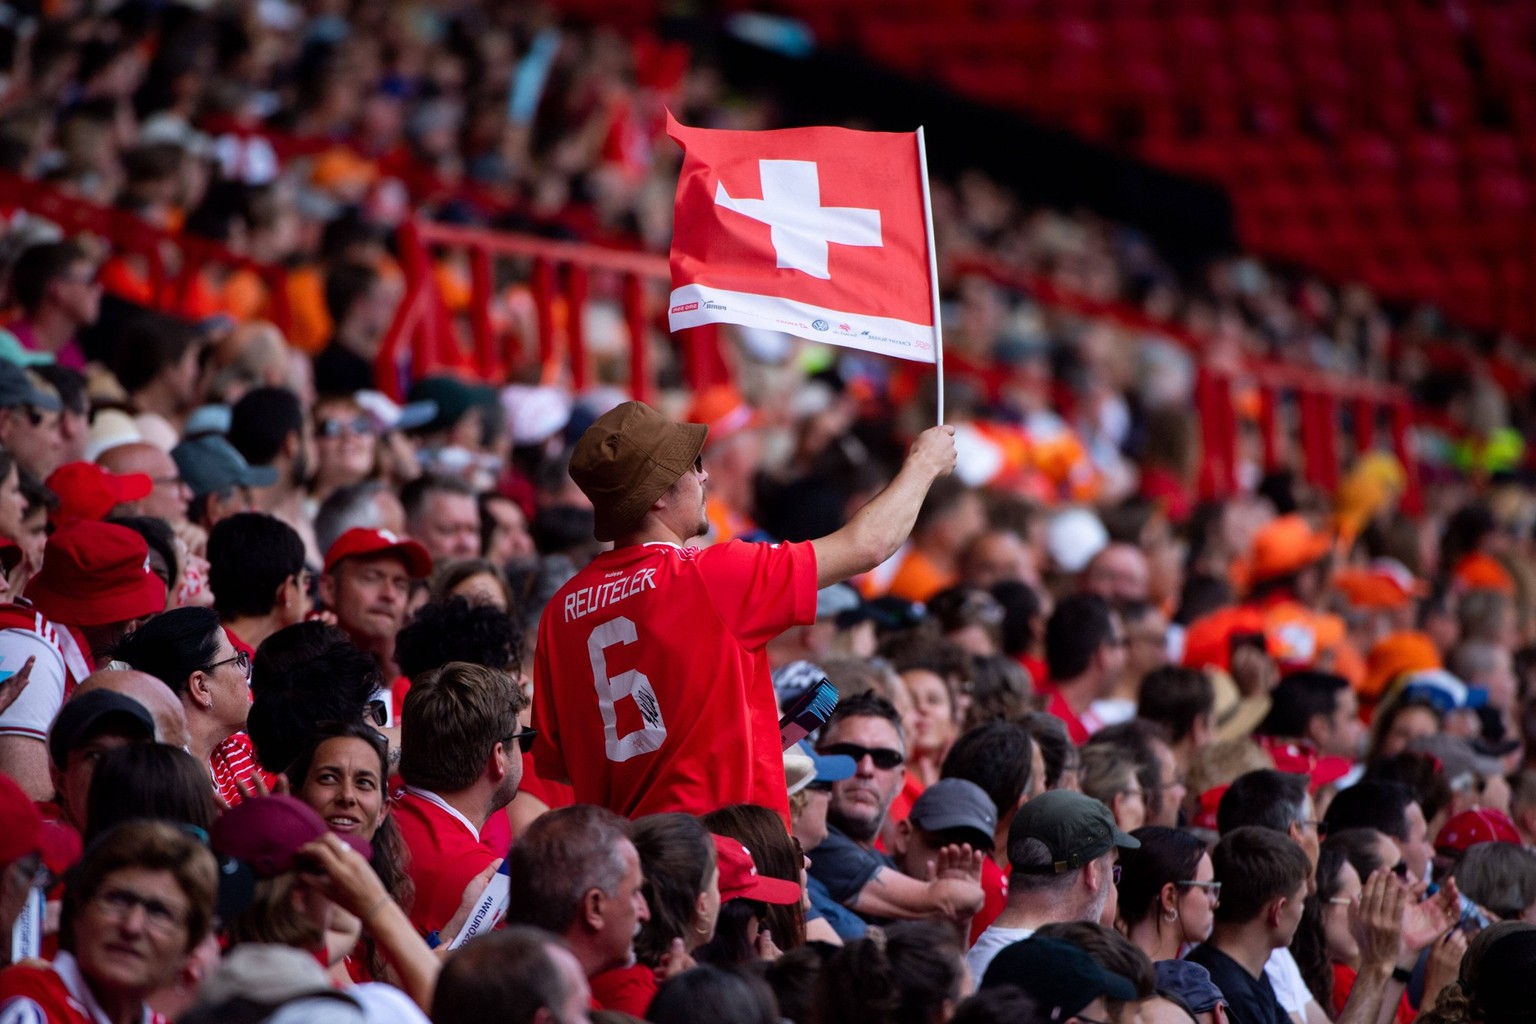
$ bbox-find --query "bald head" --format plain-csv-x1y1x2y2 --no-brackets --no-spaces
97,442,189,523
1082,542,1150,608
71,669,190,750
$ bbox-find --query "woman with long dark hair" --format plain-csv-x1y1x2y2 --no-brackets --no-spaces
289,719,415,981
1116,826,1217,962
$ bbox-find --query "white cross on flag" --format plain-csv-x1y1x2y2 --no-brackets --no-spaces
666,112,940,364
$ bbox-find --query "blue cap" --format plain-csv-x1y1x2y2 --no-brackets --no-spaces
1156,960,1226,1015
799,740,855,785
172,434,278,498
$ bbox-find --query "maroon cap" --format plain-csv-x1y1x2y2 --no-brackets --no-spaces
24,521,166,627
323,528,432,579
712,834,802,905
46,462,152,527
211,795,372,877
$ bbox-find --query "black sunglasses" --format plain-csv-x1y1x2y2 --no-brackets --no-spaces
821,743,904,770
366,699,388,727
504,728,538,754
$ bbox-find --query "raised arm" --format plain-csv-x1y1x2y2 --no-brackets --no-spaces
811,425,957,588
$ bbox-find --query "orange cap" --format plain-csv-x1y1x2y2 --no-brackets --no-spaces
1181,605,1272,672
1453,553,1515,595
1334,560,1427,610
687,385,760,448
1249,515,1333,585
1360,631,1441,701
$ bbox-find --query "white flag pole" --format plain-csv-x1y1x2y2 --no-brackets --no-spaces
916,126,945,426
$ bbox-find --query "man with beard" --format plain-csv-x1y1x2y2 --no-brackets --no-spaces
533,401,957,824
395,661,530,934
319,527,431,722
228,386,321,566
809,692,985,925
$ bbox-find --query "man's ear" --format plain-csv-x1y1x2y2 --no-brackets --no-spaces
581,887,605,932
1265,895,1286,930
318,572,336,607
892,818,912,857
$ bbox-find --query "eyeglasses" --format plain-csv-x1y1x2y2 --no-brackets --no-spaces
693,455,704,474
366,699,388,727
1299,819,1329,838
821,743,905,770
203,649,252,681
1112,864,1123,885
90,887,188,935
319,416,373,438
1326,896,1356,907
1176,880,1223,900
1390,860,1410,879
503,728,538,754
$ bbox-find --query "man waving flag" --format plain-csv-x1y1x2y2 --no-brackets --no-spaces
666,112,942,369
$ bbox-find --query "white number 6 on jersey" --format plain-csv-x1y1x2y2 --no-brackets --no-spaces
586,616,667,762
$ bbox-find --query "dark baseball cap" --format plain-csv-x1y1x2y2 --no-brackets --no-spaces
1009,789,1140,873
909,778,998,850
48,690,155,770
172,435,279,498
211,795,371,877
0,360,60,412
1155,960,1227,1015
570,401,706,542
982,936,1137,1017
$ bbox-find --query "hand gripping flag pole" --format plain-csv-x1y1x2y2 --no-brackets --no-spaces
667,112,945,425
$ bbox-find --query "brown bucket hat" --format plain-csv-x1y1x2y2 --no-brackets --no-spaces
570,401,708,542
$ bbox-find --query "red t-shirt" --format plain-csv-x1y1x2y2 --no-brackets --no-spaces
590,962,659,1016
1042,686,1092,746
533,540,818,824
969,856,1010,946
209,732,272,808
0,952,168,1024
1331,962,1414,1024
518,751,575,810
393,787,499,934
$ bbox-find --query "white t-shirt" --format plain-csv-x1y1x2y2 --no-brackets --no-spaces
966,925,1034,983
1265,946,1314,1017
0,624,69,740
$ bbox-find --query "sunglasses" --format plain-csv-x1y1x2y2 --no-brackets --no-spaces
504,728,538,754
319,416,373,438
366,699,388,727
821,743,904,770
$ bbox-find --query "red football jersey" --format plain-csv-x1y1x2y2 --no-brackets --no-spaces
533,540,817,823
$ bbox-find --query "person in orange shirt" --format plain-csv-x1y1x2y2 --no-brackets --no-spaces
1244,515,1365,688
884,478,987,603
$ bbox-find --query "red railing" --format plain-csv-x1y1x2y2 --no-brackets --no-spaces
375,219,728,404
0,171,292,334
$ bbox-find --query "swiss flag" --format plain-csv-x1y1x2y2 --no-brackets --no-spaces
666,112,939,364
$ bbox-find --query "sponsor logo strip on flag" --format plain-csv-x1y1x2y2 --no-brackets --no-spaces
666,112,939,364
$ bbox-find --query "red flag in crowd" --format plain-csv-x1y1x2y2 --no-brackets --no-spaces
666,111,941,365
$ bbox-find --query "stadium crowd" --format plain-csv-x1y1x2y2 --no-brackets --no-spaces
0,2,1533,1024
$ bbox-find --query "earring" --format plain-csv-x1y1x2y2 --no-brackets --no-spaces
1164,908,1178,923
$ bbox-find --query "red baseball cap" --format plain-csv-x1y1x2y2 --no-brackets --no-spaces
1256,737,1353,793
1435,808,1522,855
0,773,84,876
322,528,432,579
712,834,801,905
45,462,152,527
24,521,166,627
210,795,372,878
